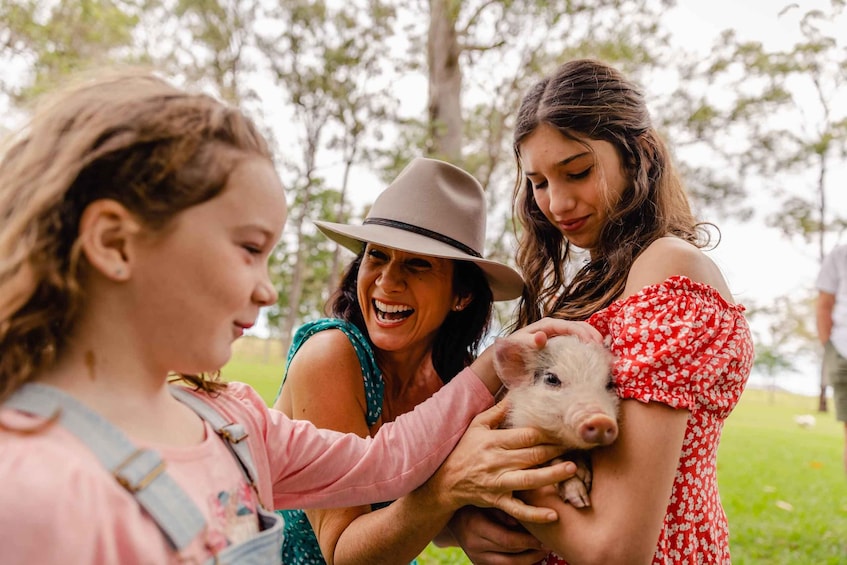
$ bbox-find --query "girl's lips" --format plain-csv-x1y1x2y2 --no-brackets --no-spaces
559,217,588,232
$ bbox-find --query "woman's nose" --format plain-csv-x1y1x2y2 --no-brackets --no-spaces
376,261,405,291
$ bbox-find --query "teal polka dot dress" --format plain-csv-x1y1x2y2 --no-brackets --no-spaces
276,319,416,564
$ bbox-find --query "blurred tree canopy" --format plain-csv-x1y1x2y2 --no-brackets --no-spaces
2,0,844,389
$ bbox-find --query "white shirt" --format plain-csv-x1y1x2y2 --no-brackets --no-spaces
816,243,847,357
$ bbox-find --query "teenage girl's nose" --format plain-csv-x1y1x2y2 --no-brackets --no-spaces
548,182,577,217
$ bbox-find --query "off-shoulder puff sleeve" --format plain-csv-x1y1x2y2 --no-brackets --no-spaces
588,276,754,416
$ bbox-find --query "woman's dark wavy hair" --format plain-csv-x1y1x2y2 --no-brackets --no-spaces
511,59,712,327
329,250,493,383
0,69,273,403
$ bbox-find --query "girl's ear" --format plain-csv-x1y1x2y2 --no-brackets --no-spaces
78,199,141,281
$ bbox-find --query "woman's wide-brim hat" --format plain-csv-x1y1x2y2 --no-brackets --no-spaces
314,157,525,301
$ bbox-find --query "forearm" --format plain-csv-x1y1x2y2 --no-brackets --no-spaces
327,486,457,565
817,292,835,344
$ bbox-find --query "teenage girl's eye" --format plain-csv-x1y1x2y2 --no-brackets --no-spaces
567,167,592,180
242,244,262,255
529,178,548,190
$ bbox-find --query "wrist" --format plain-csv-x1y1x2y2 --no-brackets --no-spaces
469,346,500,395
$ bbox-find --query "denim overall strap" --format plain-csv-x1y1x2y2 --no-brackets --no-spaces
169,386,258,486
3,383,206,551
169,386,284,565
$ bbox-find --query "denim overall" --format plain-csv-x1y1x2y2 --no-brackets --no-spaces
4,383,284,564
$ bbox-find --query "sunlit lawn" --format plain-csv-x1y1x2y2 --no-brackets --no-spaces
222,338,847,564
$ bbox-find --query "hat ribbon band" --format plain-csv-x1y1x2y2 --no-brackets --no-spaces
364,218,482,258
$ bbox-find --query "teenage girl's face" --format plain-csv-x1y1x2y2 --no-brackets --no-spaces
357,245,462,356
130,156,286,374
519,123,628,252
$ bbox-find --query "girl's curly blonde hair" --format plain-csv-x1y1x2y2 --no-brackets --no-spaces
0,69,273,403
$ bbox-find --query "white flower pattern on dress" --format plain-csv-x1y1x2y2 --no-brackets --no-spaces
540,276,753,565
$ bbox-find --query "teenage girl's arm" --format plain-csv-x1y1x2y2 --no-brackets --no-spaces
515,237,734,564
273,320,600,565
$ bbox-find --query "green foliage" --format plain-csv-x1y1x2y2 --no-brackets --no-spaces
0,0,140,102
693,0,847,249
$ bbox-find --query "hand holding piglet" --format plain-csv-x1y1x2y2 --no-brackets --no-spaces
422,319,606,525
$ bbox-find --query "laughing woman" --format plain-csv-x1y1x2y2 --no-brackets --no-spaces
272,157,582,564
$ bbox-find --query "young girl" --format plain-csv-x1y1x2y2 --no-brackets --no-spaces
445,59,755,564
0,71,595,564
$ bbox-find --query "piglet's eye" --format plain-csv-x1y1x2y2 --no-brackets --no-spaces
542,372,562,387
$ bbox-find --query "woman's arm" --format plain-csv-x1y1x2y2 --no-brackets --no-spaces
314,400,573,565
275,322,596,564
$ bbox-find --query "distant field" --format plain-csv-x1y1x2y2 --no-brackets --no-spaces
222,337,847,564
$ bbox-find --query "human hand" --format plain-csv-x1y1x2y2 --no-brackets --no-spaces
471,318,603,394
421,400,575,524
447,506,549,565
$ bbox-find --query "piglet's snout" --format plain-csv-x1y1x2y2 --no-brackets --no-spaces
578,414,618,446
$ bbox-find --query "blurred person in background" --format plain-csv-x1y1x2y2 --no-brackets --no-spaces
816,242,847,474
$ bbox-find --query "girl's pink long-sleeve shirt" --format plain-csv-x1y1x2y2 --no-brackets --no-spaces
0,367,493,564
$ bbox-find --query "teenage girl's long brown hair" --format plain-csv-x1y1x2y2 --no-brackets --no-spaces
511,59,711,327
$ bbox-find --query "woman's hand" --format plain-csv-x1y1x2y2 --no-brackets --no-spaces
446,506,549,565
471,318,603,394
419,399,575,524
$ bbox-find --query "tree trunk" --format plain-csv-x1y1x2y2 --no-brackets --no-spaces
427,0,463,161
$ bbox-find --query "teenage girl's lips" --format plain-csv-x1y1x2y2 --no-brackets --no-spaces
558,216,589,233
233,321,254,337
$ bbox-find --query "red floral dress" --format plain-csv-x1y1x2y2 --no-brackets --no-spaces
539,276,754,565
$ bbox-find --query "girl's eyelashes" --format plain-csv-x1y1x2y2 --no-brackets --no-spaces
242,243,263,255
568,167,592,180
528,166,591,189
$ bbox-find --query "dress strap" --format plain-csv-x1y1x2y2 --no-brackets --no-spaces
3,383,206,551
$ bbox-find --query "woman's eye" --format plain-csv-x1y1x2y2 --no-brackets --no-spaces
568,167,591,180
242,244,262,255
367,248,388,260
406,259,431,271
531,179,548,190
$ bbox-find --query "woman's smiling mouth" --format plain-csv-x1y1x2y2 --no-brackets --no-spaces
373,299,414,323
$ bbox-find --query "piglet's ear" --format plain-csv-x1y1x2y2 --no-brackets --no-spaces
493,337,532,389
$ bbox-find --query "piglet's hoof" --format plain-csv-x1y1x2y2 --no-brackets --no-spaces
558,476,591,508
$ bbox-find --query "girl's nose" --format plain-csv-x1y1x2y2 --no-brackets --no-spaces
254,272,278,307
548,183,577,216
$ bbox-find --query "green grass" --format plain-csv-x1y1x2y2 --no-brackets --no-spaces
222,338,847,564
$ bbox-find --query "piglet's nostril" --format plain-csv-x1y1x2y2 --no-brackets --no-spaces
579,416,618,446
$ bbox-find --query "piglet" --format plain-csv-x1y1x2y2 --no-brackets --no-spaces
494,334,619,508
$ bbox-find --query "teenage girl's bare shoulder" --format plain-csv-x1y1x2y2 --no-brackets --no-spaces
622,236,734,303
